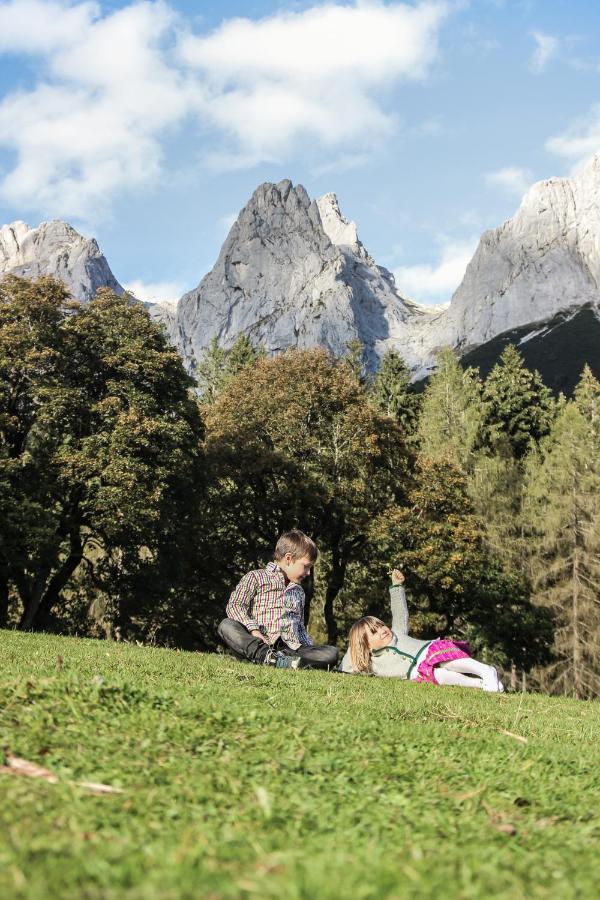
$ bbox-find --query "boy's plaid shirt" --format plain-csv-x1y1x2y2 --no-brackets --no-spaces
226,562,312,649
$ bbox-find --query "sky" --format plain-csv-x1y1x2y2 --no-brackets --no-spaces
1,0,600,306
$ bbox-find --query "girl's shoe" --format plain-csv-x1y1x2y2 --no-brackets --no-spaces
482,667,503,692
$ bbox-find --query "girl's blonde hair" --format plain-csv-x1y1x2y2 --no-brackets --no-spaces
348,616,387,674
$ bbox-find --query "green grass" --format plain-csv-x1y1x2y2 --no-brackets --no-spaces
1,631,598,899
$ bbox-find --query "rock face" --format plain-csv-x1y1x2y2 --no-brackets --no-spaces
173,179,423,371
0,220,123,302
406,155,600,373
2,159,599,387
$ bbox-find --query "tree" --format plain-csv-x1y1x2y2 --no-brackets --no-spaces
0,277,204,633
202,349,410,644
417,348,485,472
523,367,600,698
342,338,367,385
370,349,421,436
482,345,555,459
468,448,527,575
195,334,265,402
362,457,553,671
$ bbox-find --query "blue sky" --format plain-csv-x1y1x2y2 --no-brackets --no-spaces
1,0,599,305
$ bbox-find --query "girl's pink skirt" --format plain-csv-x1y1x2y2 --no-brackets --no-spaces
414,639,471,685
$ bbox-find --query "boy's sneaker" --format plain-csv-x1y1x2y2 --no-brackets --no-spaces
264,648,301,669
275,653,301,670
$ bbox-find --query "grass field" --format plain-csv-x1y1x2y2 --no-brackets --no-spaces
1,631,598,899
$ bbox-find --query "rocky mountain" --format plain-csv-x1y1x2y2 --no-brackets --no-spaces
0,220,123,302
172,179,424,372
406,155,600,376
2,158,599,390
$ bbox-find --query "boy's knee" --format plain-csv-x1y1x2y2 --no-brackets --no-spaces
217,618,240,644
324,645,339,666
313,644,338,667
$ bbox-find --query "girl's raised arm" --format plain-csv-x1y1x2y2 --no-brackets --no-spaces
389,569,409,636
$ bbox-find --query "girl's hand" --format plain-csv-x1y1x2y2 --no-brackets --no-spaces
390,569,405,585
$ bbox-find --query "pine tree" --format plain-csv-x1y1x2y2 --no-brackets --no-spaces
195,337,227,403
196,335,264,402
469,446,527,575
482,345,555,459
343,338,367,385
468,347,555,581
524,368,600,698
370,349,421,435
417,348,484,471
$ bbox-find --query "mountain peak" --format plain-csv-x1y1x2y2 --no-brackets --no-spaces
174,179,416,371
0,218,123,302
316,193,361,253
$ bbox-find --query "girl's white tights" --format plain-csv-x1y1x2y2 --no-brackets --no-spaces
434,658,503,691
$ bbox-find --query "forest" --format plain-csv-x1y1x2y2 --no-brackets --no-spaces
1,276,599,698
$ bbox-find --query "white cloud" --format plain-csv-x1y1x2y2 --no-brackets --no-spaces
485,166,533,197
124,278,185,306
179,1,449,166
0,0,98,53
546,103,600,171
394,236,478,304
0,1,450,221
0,0,197,220
530,31,559,73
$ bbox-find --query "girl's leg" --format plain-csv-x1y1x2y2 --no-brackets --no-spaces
441,657,504,692
433,667,484,689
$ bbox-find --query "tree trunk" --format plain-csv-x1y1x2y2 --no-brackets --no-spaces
324,547,346,646
303,570,315,628
30,529,84,631
572,547,582,699
18,566,52,629
0,570,9,627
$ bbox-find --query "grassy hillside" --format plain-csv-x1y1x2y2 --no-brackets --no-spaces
1,631,598,899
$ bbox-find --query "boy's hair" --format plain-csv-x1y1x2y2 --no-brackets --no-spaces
274,530,318,563
348,616,387,673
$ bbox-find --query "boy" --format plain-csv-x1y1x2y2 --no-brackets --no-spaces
218,530,338,670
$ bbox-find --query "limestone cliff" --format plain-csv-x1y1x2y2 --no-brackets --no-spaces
173,179,422,371
0,220,123,302
405,155,600,374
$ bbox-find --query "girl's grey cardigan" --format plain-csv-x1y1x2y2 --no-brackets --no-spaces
339,585,432,678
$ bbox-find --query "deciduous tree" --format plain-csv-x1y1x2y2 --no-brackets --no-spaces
0,277,204,633
202,349,410,644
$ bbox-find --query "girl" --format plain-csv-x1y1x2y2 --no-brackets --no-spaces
340,570,504,691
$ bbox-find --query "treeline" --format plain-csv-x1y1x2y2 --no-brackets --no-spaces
1,277,599,698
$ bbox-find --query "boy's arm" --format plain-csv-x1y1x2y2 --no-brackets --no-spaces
389,570,409,635
281,589,313,648
294,601,313,647
226,572,261,632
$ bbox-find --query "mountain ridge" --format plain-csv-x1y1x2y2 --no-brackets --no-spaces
2,159,599,387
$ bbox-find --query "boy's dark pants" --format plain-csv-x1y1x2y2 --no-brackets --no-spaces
218,619,338,670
